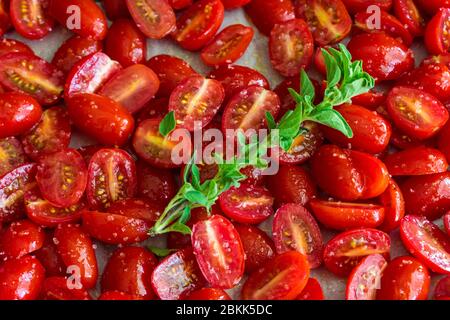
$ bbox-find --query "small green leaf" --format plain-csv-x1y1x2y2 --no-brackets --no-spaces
184,189,209,206
288,88,303,104
266,112,276,130
179,206,191,225
166,222,192,235
148,246,176,258
159,111,176,137
309,109,353,138
322,50,341,88
191,163,201,189
300,69,315,102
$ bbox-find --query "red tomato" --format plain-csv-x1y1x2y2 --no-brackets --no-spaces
169,75,224,131
352,90,387,109
235,224,275,274
241,251,310,300
49,0,107,40
266,165,317,207
0,219,44,260
168,0,193,10
151,248,207,300
40,276,92,300
219,184,274,224
64,52,122,99
323,228,391,277
296,278,324,300
136,162,176,206
424,53,450,67
101,246,158,299
269,19,314,77
54,224,98,289
0,255,44,300
244,0,295,36
0,0,10,36
0,137,27,177
146,55,198,98
321,104,392,154
438,121,450,161
346,254,388,300
434,276,450,300
185,288,231,300
222,85,280,132
401,172,450,220
390,128,426,150
99,291,138,300
10,0,53,39
133,117,192,168
105,19,147,67
311,145,390,201
103,0,130,20
296,0,352,46
36,149,87,208
173,0,224,51
445,212,450,235
377,256,430,300
108,198,162,225
0,163,37,224
378,179,405,232
273,204,324,268
67,93,135,146
310,200,385,230
52,36,102,76
98,64,159,114
34,231,65,276
0,37,33,57
347,33,414,81
86,149,137,210
201,24,254,67
136,98,169,122
341,0,393,14
192,215,244,289
384,147,448,176
0,52,64,105
398,62,450,104
209,64,269,103
21,106,71,161
400,215,450,274
414,0,450,15
425,8,450,54
354,10,413,45
393,0,426,37
0,92,42,138
126,0,175,39
387,86,449,140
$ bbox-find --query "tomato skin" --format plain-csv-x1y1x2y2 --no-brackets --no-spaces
0,38,33,57
0,220,44,260
101,246,158,299
185,288,231,300
323,228,391,277
201,24,253,67
438,121,450,161
310,200,385,230
425,8,450,55
345,254,387,300
401,172,450,220
241,251,310,300
103,0,130,20
378,179,405,232
347,33,414,81
151,248,207,300
173,0,224,51
34,231,65,277
235,224,275,274
67,93,134,146
321,104,392,154
105,19,147,67
98,64,160,114
10,0,54,40
434,276,450,300
0,0,10,36
400,215,450,274
136,162,176,207
147,55,198,98
0,163,37,224
244,0,295,36
296,0,352,46
0,137,27,177
0,92,42,138
208,65,269,103
192,215,245,289
168,0,193,10
54,224,98,289
296,278,324,300
99,291,138,300
219,184,274,225
393,0,426,37
341,0,393,14
40,276,92,300
266,165,317,207
52,36,102,76
414,0,450,15
49,0,108,40
136,98,169,122
352,91,387,109
269,19,314,77
384,147,448,176
444,212,450,235
377,256,430,300
0,255,45,300
108,198,162,225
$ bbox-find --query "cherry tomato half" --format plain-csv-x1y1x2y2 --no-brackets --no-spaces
296,278,324,300
378,179,405,232
0,219,44,260
0,137,27,177
136,161,177,206
445,212,450,236
40,276,91,300
414,0,450,15
244,0,295,36
393,0,426,37
34,231,65,277
425,8,450,55
10,0,53,39
384,147,448,176
0,37,33,57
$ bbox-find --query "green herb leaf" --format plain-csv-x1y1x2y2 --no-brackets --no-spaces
300,69,315,102
148,246,176,258
309,109,353,138
159,111,176,137
266,112,276,130
322,49,341,88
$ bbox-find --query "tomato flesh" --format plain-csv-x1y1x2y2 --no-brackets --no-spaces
425,8,450,55
10,0,53,40
378,179,405,232
0,137,26,177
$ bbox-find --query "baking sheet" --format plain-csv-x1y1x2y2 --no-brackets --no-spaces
6,6,445,300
